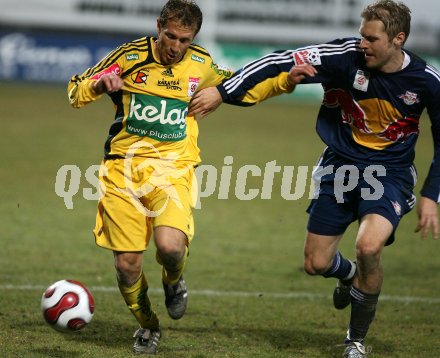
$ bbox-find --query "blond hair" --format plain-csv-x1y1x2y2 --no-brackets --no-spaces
361,0,411,44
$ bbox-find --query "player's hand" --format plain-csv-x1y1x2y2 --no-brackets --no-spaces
286,64,317,88
415,196,439,240
188,87,223,118
92,74,124,94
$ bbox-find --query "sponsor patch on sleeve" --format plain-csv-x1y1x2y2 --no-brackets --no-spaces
91,63,121,80
211,63,234,77
292,48,321,66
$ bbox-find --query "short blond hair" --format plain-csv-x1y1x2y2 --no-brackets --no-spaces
361,0,411,44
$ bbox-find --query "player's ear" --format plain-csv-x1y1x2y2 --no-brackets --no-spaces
156,18,161,35
394,32,405,47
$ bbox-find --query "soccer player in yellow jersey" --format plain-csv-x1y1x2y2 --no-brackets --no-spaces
68,1,228,353
68,0,308,353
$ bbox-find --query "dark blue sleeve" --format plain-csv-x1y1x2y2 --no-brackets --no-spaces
217,50,296,103
420,69,440,202
218,38,361,103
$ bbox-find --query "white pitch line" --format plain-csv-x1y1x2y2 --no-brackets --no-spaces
2,284,440,304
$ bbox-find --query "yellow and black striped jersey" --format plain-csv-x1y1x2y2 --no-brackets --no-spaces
68,36,235,167
68,36,293,167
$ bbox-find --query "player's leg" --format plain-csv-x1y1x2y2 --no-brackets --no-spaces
94,159,161,353
114,251,161,354
114,251,160,329
304,231,356,307
343,213,392,357
305,193,357,309
154,226,189,320
344,166,416,357
149,184,194,320
349,214,392,336
155,226,188,284
307,149,360,308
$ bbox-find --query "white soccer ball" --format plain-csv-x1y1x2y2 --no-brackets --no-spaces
41,280,95,332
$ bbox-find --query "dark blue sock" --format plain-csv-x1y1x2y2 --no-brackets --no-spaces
322,251,355,281
346,286,379,342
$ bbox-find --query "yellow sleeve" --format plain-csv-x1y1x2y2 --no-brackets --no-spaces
240,72,293,105
67,77,102,108
199,61,234,90
67,38,139,108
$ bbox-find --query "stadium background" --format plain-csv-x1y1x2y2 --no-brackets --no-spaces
1,0,440,92
1,1,440,357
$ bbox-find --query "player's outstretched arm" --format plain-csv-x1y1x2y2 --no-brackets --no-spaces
188,64,317,118
415,196,439,240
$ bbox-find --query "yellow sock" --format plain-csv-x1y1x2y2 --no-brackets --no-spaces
156,246,189,285
118,272,159,329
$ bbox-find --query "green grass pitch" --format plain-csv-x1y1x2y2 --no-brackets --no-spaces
1,83,439,357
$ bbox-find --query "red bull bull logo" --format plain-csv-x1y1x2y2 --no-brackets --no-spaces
322,88,370,133
322,90,420,149
380,116,419,141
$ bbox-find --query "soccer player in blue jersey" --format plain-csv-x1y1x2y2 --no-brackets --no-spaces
189,1,440,356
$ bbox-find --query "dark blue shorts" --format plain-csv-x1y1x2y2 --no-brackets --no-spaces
307,148,417,245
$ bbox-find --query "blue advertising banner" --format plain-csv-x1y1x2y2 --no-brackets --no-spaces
0,29,133,83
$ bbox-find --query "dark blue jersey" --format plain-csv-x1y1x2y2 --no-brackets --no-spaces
218,38,440,202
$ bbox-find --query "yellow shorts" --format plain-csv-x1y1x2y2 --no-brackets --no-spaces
93,158,195,252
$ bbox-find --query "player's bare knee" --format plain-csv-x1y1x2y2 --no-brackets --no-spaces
303,262,317,276
355,241,382,261
115,266,142,286
114,253,142,286
303,256,328,276
156,244,184,266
